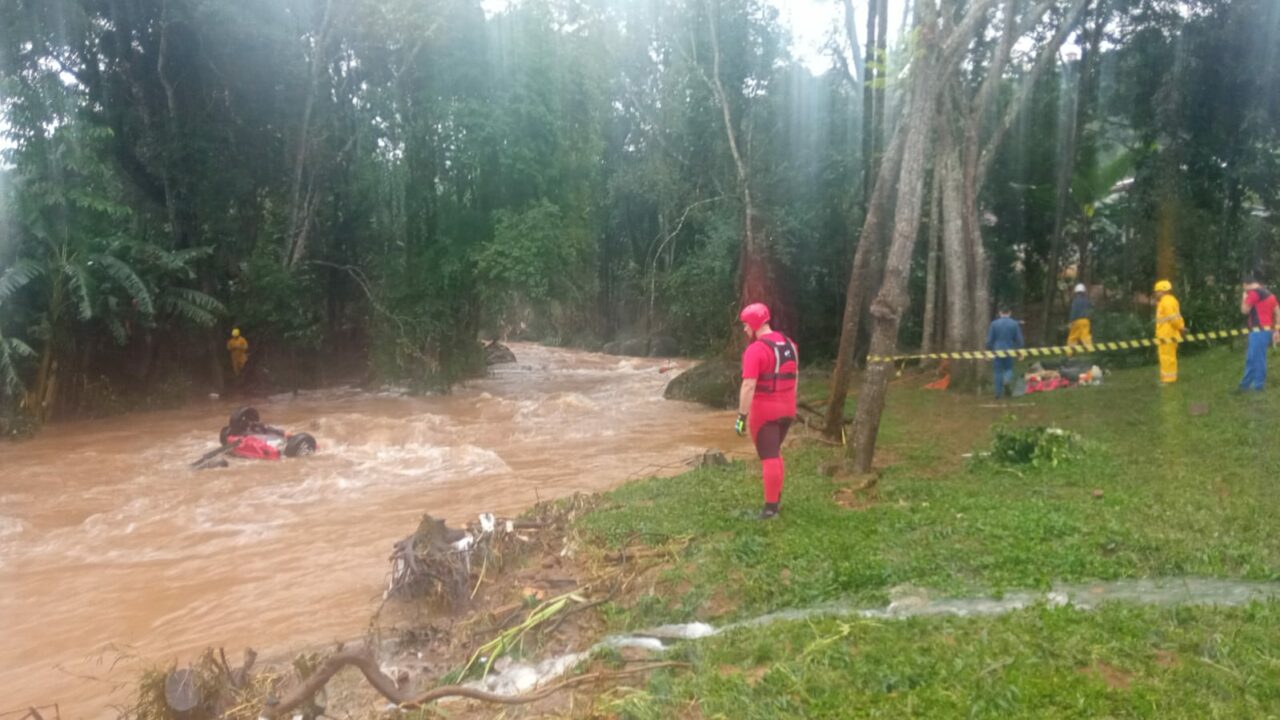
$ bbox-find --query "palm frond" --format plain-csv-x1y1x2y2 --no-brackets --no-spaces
0,259,46,304
105,315,129,345
0,335,34,398
3,336,34,357
91,253,155,316
171,246,213,265
168,287,225,315
159,288,224,327
120,243,212,275
64,262,95,321
118,241,175,268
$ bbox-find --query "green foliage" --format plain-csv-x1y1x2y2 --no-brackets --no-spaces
2,0,1278,419
987,425,1084,468
1089,310,1154,367
231,245,324,351
0,330,34,399
658,210,740,354
478,200,594,336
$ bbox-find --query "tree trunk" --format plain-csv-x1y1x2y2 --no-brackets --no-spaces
1031,0,1095,342
964,204,992,380
840,0,865,83
874,0,889,157
1038,70,1080,344
705,0,786,333
921,167,942,353
1068,1,1106,289
861,0,879,210
921,166,942,355
939,136,977,387
848,0,939,470
156,1,199,251
31,339,56,423
286,0,337,268
822,128,906,438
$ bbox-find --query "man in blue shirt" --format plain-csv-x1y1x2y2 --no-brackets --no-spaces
986,306,1025,399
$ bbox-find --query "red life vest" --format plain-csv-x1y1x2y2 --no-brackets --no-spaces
754,336,798,395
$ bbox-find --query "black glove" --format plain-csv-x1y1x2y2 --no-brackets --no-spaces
734,413,748,437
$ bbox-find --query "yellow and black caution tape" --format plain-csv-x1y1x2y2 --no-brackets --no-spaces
867,326,1276,364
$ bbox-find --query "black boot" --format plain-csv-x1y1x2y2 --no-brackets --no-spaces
755,502,779,520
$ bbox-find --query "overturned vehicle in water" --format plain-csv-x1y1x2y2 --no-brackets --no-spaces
193,407,317,469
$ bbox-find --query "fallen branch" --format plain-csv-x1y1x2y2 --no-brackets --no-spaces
261,646,685,718
261,649,399,719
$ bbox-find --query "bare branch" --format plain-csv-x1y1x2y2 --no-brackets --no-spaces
648,196,726,324
969,0,1025,131
937,0,1002,76
977,0,1091,184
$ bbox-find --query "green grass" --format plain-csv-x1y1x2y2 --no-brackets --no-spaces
574,347,1280,716
614,602,1280,718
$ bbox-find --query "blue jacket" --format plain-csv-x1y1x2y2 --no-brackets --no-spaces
986,316,1025,351
1069,295,1091,322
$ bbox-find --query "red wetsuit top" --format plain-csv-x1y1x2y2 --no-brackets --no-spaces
742,331,798,430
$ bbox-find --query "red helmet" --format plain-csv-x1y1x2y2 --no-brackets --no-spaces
739,303,770,331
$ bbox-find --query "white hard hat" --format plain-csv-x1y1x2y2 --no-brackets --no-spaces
1074,284,1087,293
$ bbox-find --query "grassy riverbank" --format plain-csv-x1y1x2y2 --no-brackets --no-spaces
572,346,1280,717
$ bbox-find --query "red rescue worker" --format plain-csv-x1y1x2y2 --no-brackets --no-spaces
735,303,798,520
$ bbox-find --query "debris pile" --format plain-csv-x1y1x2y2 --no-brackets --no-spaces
385,494,598,608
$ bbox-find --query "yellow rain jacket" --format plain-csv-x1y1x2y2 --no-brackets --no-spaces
227,335,249,375
1155,294,1184,383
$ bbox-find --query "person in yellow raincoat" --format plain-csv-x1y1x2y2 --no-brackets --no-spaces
1066,283,1093,346
1153,280,1185,384
227,328,249,376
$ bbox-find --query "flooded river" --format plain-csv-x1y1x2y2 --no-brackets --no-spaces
0,345,733,717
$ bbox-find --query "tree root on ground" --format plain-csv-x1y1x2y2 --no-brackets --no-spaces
261,646,685,718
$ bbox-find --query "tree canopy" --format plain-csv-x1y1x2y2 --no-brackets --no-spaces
1,0,1277,429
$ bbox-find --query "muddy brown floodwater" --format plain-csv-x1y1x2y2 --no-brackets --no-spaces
0,345,738,718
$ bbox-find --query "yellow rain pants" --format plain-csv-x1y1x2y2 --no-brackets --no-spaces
227,336,249,376
1067,318,1093,347
1155,295,1185,384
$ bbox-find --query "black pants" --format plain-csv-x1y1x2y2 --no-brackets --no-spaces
754,417,793,460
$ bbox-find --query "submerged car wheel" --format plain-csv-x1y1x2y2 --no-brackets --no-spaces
284,433,317,458
228,406,261,436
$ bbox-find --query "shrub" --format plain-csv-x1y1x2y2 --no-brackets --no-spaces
988,425,1083,467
